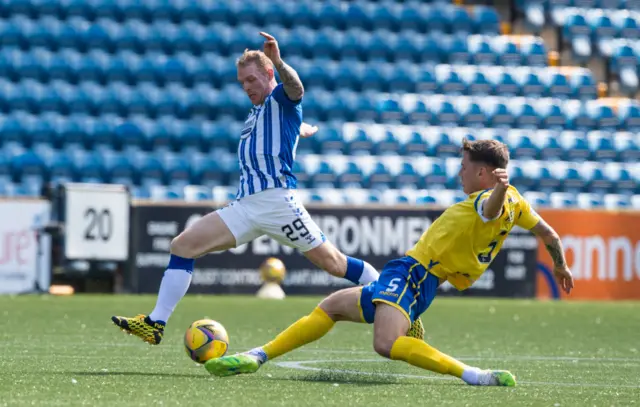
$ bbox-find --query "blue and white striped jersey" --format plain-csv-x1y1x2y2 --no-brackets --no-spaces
236,84,302,199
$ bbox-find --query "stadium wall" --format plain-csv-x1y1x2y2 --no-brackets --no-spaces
128,202,537,298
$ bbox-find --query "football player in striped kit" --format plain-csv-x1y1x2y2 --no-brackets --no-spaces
112,32,426,345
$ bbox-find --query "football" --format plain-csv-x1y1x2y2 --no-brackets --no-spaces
259,257,287,284
184,319,229,364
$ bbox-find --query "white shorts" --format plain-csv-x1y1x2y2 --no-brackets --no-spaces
217,188,326,252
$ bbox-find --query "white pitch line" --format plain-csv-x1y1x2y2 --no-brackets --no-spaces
274,349,640,363
273,359,640,389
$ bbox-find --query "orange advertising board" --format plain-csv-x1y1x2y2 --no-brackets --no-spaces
536,209,640,300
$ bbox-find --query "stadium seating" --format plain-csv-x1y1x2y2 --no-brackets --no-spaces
0,0,637,208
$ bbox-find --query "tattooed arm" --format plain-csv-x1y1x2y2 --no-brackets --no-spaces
273,59,304,101
531,218,574,294
259,31,304,101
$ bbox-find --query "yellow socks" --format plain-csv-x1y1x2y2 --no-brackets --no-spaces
390,336,466,378
263,307,335,360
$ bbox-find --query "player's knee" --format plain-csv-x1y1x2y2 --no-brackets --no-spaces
373,334,396,359
170,233,197,259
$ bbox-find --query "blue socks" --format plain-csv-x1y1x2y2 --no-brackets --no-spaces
344,257,379,285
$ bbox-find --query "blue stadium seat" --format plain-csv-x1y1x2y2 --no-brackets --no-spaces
570,68,598,100
12,151,47,186
515,68,546,98
399,129,430,156
576,192,604,208
336,161,365,189
429,97,461,126
457,98,488,128
164,156,191,187
481,99,515,128
563,12,593,61
184,185,213,202
380,188,416,205
192,156,228,188
543,71,573,99
115,122,145,152
494,37,523,66
441,36,469,65
612,132,640,162
604,194,631,209
389,65,418,93
538,130,565,160
520,36,548,66
460,66,494,96
610,43,639,95
618,100,640,132
364,160,395,190
377,96,405,124
468,36,498,66
370,127,403,156
105,155,136,186
523,191,551,207
305,156,337,188
344,127,374,156
512,98,542,129
395,34,422,63
433,189,467,206
73,151,106,183
604,162,637,194
448,6,473,35
579,161,612,193
587,131,617,161
613,11,640,40
423,6,448,34
435,66,466,95
472,6,501,34
47,152,77,184
149,185,185,201
489,67,519,97
314,124,344,155
538,101,568,130
419,158,448,188
560,132,592,161
549,192,577,208
564,100,595,131
587,101,619,132
507,131,539,159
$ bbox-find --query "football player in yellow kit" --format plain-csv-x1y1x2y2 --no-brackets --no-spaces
204,139,574,387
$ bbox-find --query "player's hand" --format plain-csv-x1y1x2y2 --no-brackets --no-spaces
300,122,318,138
553,265,574,295
493,169,510,190
259,32,282,65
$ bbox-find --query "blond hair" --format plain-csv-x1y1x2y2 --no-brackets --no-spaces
236,49,273,73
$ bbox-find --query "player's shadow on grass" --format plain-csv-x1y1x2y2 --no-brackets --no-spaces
271,372,461,387
69,371,205,379
272,372,403,387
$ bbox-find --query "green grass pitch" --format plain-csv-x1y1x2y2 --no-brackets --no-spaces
1,294,639,406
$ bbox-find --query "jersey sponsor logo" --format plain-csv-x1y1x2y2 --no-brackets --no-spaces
241,110,259,139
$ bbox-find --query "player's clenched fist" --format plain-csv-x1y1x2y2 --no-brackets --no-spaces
492,169,509,189
259,32,282,65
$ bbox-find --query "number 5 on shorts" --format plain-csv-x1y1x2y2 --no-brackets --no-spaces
386,278,402,292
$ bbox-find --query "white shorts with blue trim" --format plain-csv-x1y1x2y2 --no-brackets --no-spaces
217,188,326,252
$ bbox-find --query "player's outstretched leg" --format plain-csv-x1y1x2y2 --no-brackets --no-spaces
112,212,236,345
374,304,516,387
205,287,363,377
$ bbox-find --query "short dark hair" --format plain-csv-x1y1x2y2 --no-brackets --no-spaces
462,139,509,169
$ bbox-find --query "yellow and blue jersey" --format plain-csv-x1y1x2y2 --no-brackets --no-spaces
406,185,540,290
359,185,540,325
